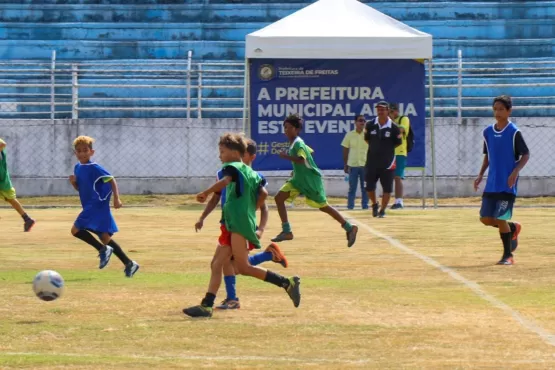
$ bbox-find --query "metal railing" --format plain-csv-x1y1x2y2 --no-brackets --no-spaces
1,50,555,118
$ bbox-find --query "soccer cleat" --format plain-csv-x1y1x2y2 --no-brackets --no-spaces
24,218,35,232
215,298,241,310
391,203,403,210
265,243,288,268
511,223,522,252
496,256,514,265
271,231,294,243
286,276,301,308
372,203,379,217
346,225,358,248
183,304,213,318
98,246,113,269
124,261,140,278
378,209,386,218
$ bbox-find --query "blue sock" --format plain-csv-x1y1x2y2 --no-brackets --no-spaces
248,251,273,266
224,275,237,300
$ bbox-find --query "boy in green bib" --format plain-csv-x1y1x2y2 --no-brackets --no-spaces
183,133,301,318
272,114,358,248
0,138,35,231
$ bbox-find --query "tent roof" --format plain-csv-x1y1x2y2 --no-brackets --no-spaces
246,0,433,59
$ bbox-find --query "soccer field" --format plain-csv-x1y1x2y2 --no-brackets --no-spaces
1,201,555,369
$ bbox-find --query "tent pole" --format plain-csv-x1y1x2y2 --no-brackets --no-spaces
428,58,438,208
242,58,250,137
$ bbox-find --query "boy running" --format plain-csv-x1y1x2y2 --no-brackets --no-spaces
183,133,300,318
69,136,139,277
272,114,358,248
474,95,529,265
0,137,35,231
194,138,288,310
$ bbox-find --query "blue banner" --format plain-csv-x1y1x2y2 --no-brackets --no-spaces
249,59,426,171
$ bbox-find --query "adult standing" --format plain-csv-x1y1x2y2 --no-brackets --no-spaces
341,115,369,210
364,101,402,218
389,103,411,209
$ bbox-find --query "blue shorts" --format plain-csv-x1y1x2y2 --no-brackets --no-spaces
394,155,407,179
479,197,514,221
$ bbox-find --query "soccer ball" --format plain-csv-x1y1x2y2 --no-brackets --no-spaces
32,270,64,301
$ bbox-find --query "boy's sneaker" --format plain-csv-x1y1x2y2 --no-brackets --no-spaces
265,243,288,268
378,209,386,218
496,256,514,265
98,246,113,269
215,298,241,310
271,231,294,242
511,223,522,252
391,203,403,210
24,218,35,232
183,304,213,318
286,276,301,308
346,225,358,248
124,261,140,278
372,203,379,217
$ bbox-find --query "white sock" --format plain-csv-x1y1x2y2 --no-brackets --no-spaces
395,198,403,205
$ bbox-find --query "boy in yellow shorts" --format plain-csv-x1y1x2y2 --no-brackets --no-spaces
0,138,35,231
272,114,358,248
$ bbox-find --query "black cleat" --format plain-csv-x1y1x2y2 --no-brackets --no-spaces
183,304,213,318
347,225,358,248
286,276,301,308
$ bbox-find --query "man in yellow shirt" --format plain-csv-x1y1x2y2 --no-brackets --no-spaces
389,103,410,209
341,114,369,210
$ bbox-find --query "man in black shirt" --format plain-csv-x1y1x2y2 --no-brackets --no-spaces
364,101,402,218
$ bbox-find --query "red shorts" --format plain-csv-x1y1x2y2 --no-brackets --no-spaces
218,224,257,251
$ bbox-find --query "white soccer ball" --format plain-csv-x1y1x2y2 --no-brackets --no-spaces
32,270,64,301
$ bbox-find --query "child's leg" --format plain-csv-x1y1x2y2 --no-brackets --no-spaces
71,225,104,251
217,257,241,309
6,197,35,231
100,233,133,266
231,233,301,307
272,190,294,242
183,246,231,317
319,205,358,248
249,243,288,268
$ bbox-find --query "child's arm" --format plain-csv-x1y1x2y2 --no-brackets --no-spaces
195,193,221,231
508,153,530,188
256,198,269,239
0,138,6,151
109,178,122,209
279,151,305,164
474,154,489,191
69,175,78,191
196,176,232,203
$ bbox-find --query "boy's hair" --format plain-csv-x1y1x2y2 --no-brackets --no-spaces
284,113,303,129
246,138,257,155
493,95,512,110
219,132,247,155
73,136,94,149
355,114,365,121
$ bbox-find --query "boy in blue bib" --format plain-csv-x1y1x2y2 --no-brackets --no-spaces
474,96,530,265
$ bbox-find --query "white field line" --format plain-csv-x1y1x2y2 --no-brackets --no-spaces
345,213,555,347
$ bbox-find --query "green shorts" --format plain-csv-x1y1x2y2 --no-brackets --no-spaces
279,181,328,209
0,187,16,201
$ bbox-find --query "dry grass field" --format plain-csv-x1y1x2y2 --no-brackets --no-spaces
1,195,555,369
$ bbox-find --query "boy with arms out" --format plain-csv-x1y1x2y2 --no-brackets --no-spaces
194,138,288,310
0,138,35,231
183,133,300,318
474,95,529,265
69,136,139,277
272,114,358,248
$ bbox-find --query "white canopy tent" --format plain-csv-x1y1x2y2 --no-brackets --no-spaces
243,0,437,207
245,0,433,60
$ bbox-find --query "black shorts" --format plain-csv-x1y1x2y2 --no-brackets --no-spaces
365,167,394,193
